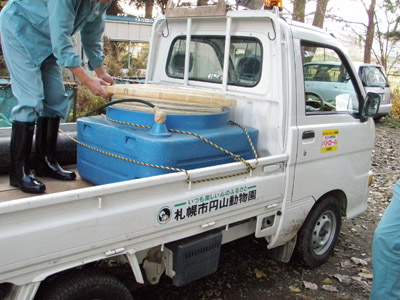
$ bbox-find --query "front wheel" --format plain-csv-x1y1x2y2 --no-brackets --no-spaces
36,270,133,300
295,196,342,268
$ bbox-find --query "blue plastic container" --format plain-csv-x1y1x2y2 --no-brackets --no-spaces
77,106,259,185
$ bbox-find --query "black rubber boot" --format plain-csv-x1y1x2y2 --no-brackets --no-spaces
35,117,76,180
10,121,46,194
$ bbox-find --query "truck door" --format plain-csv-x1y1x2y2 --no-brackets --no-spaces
293,41,374,219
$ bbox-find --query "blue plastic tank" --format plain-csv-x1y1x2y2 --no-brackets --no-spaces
77,106,259,185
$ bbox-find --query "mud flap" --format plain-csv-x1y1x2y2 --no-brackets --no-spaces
267,235,297,263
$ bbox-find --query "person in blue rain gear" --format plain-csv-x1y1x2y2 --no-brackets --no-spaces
0,0,115,193
370,178,400,299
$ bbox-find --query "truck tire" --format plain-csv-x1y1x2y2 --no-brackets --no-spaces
295,196,342,268
37,270,133,300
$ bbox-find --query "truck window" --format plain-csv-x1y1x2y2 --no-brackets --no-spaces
302,45,359,114
166,36,262,87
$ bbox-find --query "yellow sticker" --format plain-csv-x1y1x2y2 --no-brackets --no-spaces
321,129,339,152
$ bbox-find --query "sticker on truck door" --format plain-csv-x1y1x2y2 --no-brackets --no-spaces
156,185,257,226
321,129,339,152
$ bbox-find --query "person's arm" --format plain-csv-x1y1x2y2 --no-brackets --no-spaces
48,0,113,98
47,0,83,69
68,65,111,98
80,4,110,71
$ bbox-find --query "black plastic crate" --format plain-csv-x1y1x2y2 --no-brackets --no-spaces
166,230,222,286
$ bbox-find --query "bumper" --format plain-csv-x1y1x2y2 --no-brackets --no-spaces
376,103,392,117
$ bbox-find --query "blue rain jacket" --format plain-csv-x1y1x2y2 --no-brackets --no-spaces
371,179,400,299
0,0,111,70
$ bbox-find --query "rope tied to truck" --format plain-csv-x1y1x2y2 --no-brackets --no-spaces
60,98,258,185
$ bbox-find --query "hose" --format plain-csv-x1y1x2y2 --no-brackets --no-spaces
85,98,156,117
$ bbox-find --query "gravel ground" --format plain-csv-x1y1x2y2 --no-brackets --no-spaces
131,122,399,300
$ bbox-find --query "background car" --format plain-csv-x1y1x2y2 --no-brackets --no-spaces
303,61,357,112
356,63,392,120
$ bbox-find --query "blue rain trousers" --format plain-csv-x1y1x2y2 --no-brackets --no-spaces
0,0,110,122
371,179,400,299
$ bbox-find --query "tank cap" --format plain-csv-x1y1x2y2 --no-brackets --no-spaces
148,122,172,137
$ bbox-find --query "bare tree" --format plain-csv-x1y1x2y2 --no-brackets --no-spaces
197,0,209,6
312,0,329,28
107,1,125,15
292,0,306,22
108,0,156,18
373,0,400,71
363,0,376,63
291,0,329,29
325,0,400,70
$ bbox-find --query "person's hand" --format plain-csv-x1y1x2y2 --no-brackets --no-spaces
97,72,115,86
68,65,115,99
94,66,115,86
85,77,111,98
68,65,112,99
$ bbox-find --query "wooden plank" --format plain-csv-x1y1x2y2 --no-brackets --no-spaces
105,84,236,107
165,0,227,18
0,166,92,202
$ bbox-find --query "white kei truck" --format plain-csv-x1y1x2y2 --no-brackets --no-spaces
0,2,380,300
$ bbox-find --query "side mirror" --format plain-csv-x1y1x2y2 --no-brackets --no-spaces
361,92,381,121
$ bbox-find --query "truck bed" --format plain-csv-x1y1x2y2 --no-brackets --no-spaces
0,166,92,202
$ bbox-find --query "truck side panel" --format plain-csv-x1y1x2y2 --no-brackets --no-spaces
0,155,287,285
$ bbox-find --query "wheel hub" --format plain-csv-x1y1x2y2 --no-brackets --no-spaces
311,211,336,255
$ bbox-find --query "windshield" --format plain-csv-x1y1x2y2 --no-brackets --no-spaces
359,66,389,88
166,36,263,87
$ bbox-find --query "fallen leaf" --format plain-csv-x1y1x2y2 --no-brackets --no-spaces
303,281,318,290
360,268,371,274
340,260,352,268
322,278,333,285
351,257,368,266
333,274,351,284
254,269,267,279
358,272,373,280
352,276,363,282
322,285,339,292
289,286,301,293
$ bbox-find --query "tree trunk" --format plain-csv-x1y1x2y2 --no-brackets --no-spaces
312,0,328,29
364,0,376,63
293,0,306,22
106,1,123,16
145,0,154,18
197,0,208,6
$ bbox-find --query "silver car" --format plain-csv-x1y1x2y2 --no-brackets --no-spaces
356,63,392,119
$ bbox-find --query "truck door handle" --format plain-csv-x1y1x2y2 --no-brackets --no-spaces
302,131,315,139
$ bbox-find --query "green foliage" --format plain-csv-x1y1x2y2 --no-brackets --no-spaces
102,36,149,77
378,116,400,128
378,89,400,128
121,53,137,69
0,0,9,77
0,0,8,10
71,86,108,120
103,36,124,77
106,1,125,15
391,91,400,120
0,57,9,77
